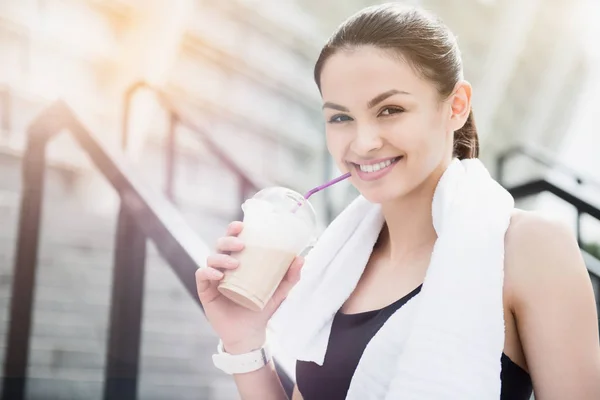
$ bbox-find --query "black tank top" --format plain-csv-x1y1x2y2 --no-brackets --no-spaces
296,285,533,399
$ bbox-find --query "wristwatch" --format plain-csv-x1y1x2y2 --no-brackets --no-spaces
212,339,272,375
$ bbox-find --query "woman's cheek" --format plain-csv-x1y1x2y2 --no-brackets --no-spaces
325,133,347,170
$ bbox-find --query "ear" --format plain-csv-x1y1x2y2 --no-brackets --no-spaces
448,80,472,131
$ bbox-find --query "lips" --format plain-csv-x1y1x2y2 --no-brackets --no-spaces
350,156,403,181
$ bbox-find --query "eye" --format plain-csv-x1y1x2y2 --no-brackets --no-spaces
328,114,353,124
379,107,404,116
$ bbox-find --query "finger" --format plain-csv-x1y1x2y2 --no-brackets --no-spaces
215,236,245,254
195,267,225,305
226,221,244,236
206,253,240,270
265,257,305,314
195,267,224,295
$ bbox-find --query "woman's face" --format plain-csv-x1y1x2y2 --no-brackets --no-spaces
319,46,467,204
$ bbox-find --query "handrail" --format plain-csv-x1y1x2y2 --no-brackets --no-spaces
1,100,294,399
505,178,600,221
497,144,600,190
121,80,264,207
497,144,600,248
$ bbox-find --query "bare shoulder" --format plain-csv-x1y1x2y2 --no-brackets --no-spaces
505,208,577,257
503,208,587,308
503,209,600,398
504,210,583,286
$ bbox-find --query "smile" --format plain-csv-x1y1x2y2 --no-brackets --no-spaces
350,156,403,181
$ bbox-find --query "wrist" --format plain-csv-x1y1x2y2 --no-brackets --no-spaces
213,334,273,375
222,333,266,355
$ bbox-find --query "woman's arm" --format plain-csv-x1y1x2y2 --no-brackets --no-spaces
506,213,600,400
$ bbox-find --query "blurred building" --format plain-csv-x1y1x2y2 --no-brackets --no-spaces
0,0,332,226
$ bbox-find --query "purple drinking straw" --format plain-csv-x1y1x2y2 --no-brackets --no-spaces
292,172,351,213
304,172,352,200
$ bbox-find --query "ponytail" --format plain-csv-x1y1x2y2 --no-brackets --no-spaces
453,109,479,159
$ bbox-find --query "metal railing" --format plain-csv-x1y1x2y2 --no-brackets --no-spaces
0,101,294,400
121,81,263,211
497,144,600,247
496,144,600,190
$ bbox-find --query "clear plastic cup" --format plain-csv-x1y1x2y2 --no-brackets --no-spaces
217,187,317,311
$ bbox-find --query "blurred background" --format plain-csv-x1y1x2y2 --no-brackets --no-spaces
0,0,598,399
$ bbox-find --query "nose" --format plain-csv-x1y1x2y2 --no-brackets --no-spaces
350,121,384,156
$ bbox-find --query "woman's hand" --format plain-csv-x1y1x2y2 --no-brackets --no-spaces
196,221,304,353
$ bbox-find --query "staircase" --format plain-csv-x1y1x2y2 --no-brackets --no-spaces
0,111,241,399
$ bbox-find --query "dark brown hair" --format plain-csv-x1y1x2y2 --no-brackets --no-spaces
314,4,478,159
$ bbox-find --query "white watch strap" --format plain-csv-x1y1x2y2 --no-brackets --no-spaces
212,339,272,375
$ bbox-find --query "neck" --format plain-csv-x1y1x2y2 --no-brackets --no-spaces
378,161,450,262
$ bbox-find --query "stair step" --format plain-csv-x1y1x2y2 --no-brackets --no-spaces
24,378,103,400
0,368,237,400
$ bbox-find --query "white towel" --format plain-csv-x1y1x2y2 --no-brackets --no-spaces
269,158,515,399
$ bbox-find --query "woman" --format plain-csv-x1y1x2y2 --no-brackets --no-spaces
196,4,600,399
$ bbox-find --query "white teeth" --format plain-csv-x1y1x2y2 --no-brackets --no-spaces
359,158,396,173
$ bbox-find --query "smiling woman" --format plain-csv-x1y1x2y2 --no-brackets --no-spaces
197,4,600,400
314,7,478,205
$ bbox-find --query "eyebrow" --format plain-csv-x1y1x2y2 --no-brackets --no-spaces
322,89,411,112
367,89,411,109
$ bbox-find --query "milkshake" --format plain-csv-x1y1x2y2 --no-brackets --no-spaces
218,187,317,311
